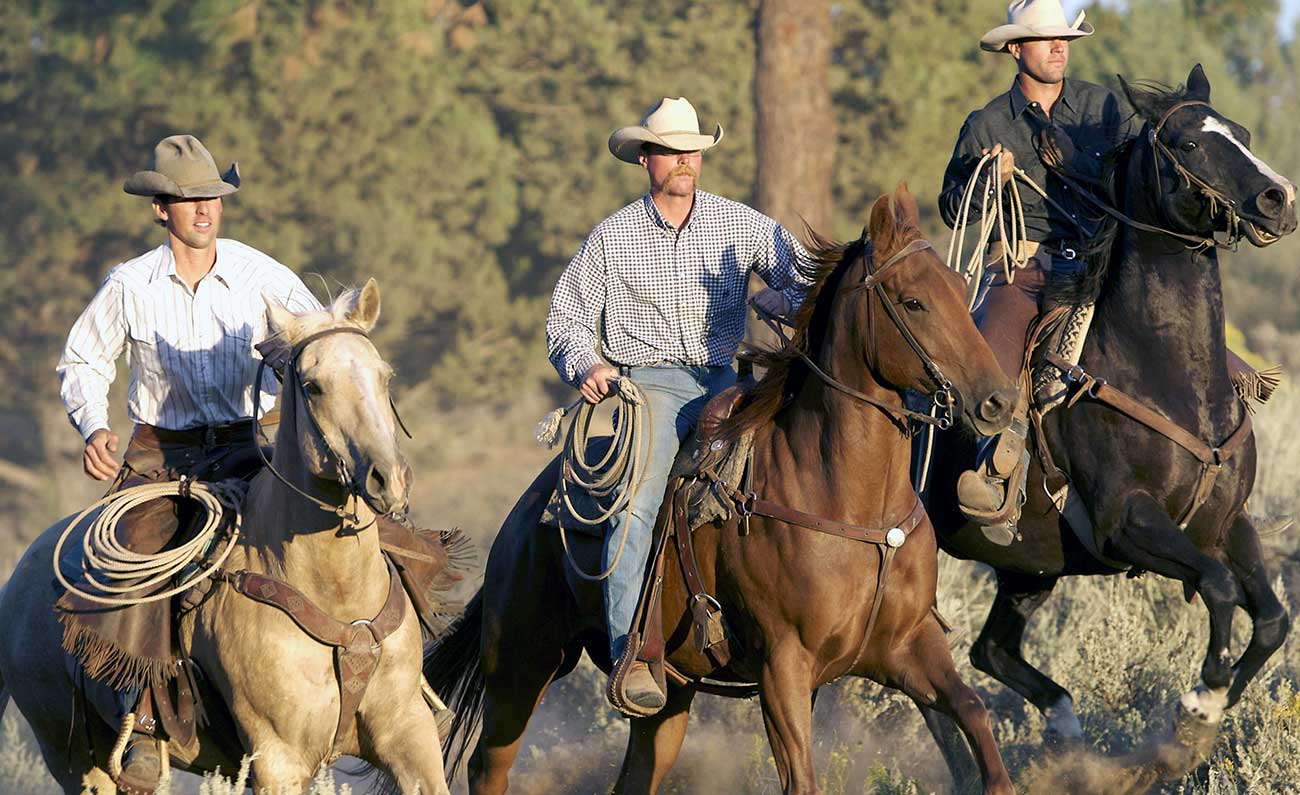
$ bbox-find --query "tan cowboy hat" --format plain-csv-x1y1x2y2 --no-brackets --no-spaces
980,0,1094,53
608,97,724,164
123,134,240,198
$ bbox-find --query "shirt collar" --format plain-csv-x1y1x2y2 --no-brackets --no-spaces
148,240,231,287
1009,77,1077,120
641,191,706,232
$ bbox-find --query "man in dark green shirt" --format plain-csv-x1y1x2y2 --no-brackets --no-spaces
937,0,1137,542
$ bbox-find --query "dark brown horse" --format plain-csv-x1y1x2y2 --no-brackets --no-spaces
924,66,1297,790
429,185,1018,795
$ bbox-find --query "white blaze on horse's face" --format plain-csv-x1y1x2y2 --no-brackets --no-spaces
1200,116,1297,205
270,279,412,516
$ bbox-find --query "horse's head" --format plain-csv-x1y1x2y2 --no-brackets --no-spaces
262,279,412,516
850,184,1015,436
1121,64,1297,247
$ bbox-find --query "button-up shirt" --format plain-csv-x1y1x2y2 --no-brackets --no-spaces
939,77,1139,244
546,190,816,386
57,239,321,439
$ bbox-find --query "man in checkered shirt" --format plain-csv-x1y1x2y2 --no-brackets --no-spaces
546,97,816,714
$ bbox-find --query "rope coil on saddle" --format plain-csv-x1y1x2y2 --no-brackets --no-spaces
53,478,247,606
535,377,652,581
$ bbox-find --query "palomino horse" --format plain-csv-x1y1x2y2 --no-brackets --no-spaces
429,185,1018,795
925,66,1297,787
0,281,451,794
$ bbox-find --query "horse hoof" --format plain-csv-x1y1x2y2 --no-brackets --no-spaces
1177,685,1228,726
1042,727,1085,755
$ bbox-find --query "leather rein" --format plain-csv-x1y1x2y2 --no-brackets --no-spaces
217,324,416,760
678,240,945,671
753,237,957,430
1051,100,1242,252
251,326,412,527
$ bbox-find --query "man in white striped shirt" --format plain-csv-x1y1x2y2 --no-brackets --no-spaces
55,134,318,793
546,98,815,716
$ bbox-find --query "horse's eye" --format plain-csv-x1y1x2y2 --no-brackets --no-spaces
902,298,925,312
302,381,323,396
1182,140,1199,151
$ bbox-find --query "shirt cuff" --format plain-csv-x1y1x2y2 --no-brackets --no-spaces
568,350,603,387
73,407,110,442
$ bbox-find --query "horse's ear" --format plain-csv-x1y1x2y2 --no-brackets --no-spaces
263,293,300,342
867,194,895,252
1186,64,1211,103
344,278,381,332
892,182,921,229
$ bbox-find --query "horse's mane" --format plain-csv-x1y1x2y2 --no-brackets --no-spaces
718,224,924,443
1046,79,1200,307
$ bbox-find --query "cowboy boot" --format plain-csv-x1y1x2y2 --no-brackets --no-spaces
617,662,667,713
957,413,1031,546
115,690,164,795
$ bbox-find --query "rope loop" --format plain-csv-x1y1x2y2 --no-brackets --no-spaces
53,479,247,606
538,376,652,582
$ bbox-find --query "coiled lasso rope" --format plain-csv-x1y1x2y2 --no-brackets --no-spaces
53,478,247,606
944,150,1031,309
534,377,650,582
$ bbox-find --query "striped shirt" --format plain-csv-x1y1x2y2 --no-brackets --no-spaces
57,239,320,439
546,191,816,386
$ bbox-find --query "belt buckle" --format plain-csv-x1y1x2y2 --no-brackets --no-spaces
204,425,218,448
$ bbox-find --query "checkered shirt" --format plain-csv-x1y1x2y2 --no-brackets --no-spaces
546,191,816,386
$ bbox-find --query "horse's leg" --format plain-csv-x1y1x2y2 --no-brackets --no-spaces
1106,494,1242,722
757,644,819,795
969,571,1081,746
469,641,566,795
917,705,980,794
363,701,452,795
612,685,697,795
81,767,118,795
247,737,315,794
899,618,1014,795
1222,512,1291,707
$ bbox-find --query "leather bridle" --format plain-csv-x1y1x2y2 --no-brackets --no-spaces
1147,99,1244,250
754,237,956,430
252,326,412,525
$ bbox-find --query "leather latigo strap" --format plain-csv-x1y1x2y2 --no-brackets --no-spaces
1045,352,1253,527
221,559,406,758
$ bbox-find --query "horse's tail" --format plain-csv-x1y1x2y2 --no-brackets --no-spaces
424,589,485,782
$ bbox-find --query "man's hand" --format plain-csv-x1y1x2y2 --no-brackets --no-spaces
579,363,619,405
981,143,1017,186
750,288,791,318
1037,125,1076,171
83,428,120,481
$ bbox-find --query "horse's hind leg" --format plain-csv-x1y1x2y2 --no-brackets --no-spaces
469,635,568,795
612,685,696,795
1222,512,1290,707
1106,494,1242,718
970,570,1081,745
900,619,1013,795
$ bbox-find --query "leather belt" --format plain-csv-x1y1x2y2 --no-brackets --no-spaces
133,411,280,448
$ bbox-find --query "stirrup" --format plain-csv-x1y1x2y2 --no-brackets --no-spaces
958,449,1029,544
606,636,665,718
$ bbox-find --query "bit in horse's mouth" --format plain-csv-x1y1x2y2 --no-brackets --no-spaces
1239,218,1280,247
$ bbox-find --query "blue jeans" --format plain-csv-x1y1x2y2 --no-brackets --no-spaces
605,364,736,659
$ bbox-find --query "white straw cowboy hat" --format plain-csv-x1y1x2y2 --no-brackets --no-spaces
980,0,1094,53
123,134,241,198
608,97,724,164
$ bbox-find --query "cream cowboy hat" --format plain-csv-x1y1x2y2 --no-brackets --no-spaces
123,134,240,198
980,0,1094,53
608,97,724,164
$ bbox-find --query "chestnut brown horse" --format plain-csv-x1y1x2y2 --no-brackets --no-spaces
429,185,1018,795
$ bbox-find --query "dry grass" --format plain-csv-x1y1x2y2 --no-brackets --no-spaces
1,387,1296,794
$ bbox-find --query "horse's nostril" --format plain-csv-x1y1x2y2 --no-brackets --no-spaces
978,390,1013,423
1257,186,1287,217
366,465,387,496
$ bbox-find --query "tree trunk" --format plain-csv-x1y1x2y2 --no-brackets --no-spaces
751,0,836,351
